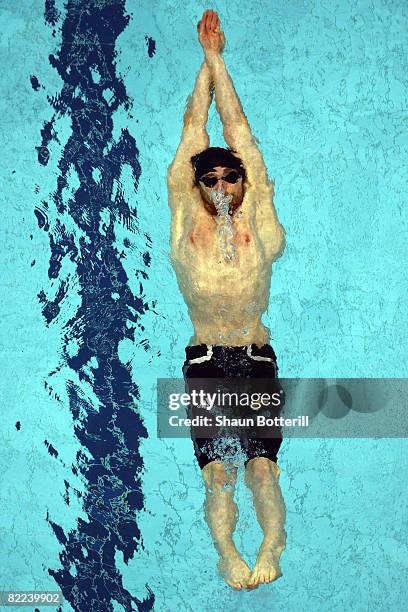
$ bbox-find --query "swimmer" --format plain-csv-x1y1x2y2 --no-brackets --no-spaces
167,9,287,590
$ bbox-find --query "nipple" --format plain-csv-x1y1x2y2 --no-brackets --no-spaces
211,187,236,262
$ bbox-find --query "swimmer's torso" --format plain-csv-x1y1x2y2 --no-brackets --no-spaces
170,187,284,347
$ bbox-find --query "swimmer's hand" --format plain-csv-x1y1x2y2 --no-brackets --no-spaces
197,9,225,54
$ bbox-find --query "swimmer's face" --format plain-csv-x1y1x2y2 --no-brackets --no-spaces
198,166,244,215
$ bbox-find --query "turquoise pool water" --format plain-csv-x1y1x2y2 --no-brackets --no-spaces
1,1,407,610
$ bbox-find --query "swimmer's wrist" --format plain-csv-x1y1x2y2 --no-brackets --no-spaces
204,48,222,61
204,50,224,73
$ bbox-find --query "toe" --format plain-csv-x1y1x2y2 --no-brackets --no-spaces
246,582,258,591
249,573,259,588
228,580,242,590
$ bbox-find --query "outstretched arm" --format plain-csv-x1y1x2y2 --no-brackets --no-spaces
205,50,270,189
167,60,212,199
199,12,285,258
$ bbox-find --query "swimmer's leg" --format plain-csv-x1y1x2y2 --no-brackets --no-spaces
244,457,287,589
202,460,251,590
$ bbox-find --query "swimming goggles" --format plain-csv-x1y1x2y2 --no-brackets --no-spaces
199,170,241,188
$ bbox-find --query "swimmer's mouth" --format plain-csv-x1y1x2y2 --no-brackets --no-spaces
211,186,233,208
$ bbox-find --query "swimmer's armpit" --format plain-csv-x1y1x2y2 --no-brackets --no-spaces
167,61,212,198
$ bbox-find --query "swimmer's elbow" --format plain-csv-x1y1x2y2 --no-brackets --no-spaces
272,224,286,261
223,116,250,145
167,157,181,183
167,161,185,192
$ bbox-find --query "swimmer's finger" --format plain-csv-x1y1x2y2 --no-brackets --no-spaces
197,18,205,39
205,10,214,31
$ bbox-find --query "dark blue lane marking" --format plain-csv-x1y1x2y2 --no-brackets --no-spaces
35,1,155,609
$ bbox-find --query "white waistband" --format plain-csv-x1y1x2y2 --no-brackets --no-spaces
246,345,275,362
187,344,275,365
187,345,214,364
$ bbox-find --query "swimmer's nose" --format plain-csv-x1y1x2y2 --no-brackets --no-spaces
217,180,227,189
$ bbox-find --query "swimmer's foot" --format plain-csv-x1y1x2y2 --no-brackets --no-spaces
217,551,251,590
247,540,283,589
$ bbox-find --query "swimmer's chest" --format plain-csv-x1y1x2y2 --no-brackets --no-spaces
172,230,269,306
185,217,259,266
173,216,271,300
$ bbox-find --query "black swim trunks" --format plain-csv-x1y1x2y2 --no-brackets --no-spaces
182,344,284,469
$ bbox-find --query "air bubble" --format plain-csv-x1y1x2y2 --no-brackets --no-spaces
211,187,236,262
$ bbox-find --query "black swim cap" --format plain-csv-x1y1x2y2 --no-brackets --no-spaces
191,147,246,185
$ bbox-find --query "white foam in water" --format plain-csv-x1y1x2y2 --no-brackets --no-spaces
211,187,236,262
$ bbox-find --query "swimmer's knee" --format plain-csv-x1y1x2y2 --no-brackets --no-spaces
202,460,238,492
245,457,280,484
